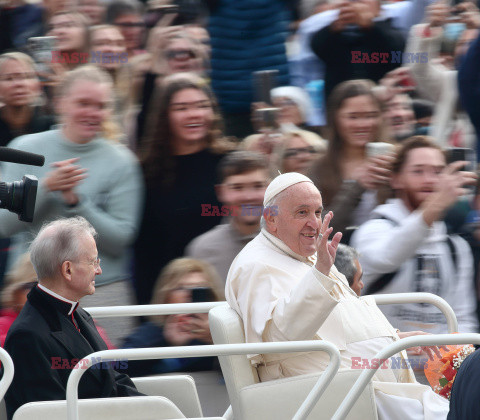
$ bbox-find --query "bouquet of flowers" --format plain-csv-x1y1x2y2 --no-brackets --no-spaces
424,345,475,399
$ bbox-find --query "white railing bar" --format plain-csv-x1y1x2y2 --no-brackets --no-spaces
0,347,14,402
66,341,341,420
222,405,233,420
372,293,458,333
85,294,457,333
85,302,226,318
332,333,480,420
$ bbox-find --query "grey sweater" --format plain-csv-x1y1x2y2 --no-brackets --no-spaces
0,129,144,286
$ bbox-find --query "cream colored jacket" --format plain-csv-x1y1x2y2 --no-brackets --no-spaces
226,229,416,384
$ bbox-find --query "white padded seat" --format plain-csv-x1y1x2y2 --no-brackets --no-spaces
209,305,377,420
12,396,185,420
238,369,376,420
132,375,203,418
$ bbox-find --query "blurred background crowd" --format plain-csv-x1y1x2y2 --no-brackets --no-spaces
0,0,479,380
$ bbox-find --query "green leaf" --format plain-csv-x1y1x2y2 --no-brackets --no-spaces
439,378,448,387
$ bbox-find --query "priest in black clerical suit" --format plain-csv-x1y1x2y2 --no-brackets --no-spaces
4,217,143,419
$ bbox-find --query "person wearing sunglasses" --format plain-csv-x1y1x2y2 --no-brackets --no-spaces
244,129,326,178
106,0,146,57
163,35,202,74
280,130,327,175
123,257,224,377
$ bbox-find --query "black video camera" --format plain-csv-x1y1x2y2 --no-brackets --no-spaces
0,147,45,223
0,175,38,222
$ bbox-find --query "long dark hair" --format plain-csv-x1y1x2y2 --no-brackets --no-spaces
139,73,233,188
309,79,383,205
325,79,382,164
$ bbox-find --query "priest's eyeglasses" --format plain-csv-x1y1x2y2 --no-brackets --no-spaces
86,257,101,269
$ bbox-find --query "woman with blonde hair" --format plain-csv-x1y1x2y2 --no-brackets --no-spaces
134,72,235,305
123,258,224,376
0,52,55,147
0,64,144,345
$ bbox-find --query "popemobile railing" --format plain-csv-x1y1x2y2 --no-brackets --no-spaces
332,333,480,419
373,292,458,333
0,348,14,401
85,292,458,333
85,302,226,319
79,292,459,420
66,341,341,420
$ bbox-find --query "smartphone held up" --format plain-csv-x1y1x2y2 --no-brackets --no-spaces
446,147,477,172
27,36,57,81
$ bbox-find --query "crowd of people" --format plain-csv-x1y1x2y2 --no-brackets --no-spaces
1,0,480,417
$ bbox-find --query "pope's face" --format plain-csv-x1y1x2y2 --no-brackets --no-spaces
268,182,323,257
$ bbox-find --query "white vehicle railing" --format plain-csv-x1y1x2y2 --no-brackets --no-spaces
85,302,225,318
0,347,14,401
85,293,457,334
66,341,341,420
332,333,480,420
82,294,458,419
373,293,458,333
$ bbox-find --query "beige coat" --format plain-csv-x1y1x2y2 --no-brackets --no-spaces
225,229,416,384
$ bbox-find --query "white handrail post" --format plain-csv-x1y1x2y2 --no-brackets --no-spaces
0,347,14,402
292,341,340,420
332,333,480,420
222,405,233,420
373,293,458,333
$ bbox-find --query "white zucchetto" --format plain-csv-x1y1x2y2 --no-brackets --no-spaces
263,172,314,206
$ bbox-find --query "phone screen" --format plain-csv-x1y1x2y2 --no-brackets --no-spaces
190,287,215,303
253,70,278,104
446,148,477,172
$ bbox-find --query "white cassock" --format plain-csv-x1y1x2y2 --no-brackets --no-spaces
225,229,449,419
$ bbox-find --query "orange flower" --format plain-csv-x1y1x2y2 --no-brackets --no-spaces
440,361,456,381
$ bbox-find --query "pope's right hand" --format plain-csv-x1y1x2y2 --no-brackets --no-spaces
315,211,342,276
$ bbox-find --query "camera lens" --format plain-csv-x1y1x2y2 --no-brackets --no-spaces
0,175,38,222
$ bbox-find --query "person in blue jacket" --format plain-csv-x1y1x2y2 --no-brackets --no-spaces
205,0,296,138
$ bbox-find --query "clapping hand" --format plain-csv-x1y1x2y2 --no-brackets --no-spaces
43,158,87,205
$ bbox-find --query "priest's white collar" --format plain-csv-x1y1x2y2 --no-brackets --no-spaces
37,283,79,315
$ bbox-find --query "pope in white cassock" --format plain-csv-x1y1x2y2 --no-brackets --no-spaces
225,173,449,419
